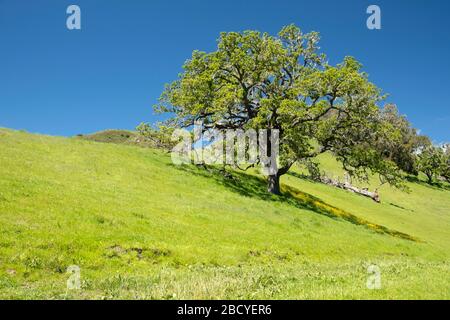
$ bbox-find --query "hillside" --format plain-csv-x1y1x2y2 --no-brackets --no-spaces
75,130,139,145
0,128,449,299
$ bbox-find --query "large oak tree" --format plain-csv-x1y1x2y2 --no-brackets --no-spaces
154,25,403,194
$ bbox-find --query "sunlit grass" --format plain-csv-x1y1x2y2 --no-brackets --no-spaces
0,128,448,299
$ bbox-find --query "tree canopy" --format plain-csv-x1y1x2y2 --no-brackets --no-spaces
376,104,431,175
416,144,447,183
153,25,410,194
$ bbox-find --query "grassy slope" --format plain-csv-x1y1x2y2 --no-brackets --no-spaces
0,128,448,299
287,153,450,253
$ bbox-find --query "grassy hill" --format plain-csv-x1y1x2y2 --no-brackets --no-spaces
0,128,449,299
75,129,139,145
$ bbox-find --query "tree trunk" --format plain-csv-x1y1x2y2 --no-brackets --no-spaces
267,174,281,195
266,162,294,195
426,172,433,184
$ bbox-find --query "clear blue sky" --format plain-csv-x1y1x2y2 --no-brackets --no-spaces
1,0,449,142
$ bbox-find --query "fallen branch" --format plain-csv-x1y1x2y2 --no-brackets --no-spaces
319,176,380,202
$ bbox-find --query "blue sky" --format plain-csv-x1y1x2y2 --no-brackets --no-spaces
0,0,449,142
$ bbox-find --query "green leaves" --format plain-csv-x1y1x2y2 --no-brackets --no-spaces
151,24,411,191
417,145,447,183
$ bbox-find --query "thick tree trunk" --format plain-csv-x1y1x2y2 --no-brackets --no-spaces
266,162,294,195
267,174,281,195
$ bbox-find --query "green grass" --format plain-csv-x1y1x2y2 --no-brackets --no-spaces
0,128,449,299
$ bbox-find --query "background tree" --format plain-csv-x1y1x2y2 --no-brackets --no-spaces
440,144,450,182
376,104,431,175
154,25,404,194
416,145,445,183
136,122,177,151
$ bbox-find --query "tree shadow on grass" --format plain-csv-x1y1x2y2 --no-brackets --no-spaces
405,175,450,192
170,164,419,242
